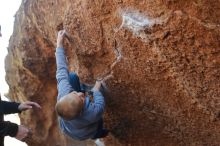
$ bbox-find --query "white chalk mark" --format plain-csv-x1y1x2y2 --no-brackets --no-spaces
118,9,169,40
121,13,154,32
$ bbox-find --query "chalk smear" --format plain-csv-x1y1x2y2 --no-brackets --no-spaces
118,9,168,40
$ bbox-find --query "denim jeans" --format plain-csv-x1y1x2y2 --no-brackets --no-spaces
69,72,82,92
92,119,109,139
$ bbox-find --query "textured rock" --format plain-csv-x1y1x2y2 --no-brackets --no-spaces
5,0,220,145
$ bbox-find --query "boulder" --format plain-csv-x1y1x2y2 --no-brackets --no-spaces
5,0,220,145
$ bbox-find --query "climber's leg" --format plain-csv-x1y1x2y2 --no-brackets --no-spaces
69,72,81,92
92,118,109,139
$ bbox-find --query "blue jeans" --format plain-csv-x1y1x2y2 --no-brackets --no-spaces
69,72,82,92
92,119,109,139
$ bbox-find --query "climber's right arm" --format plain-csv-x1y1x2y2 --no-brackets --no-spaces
55,30,73,99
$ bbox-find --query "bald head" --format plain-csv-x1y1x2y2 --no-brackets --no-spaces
55,91,85,120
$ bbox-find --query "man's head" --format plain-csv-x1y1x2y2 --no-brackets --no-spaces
55,91,85,120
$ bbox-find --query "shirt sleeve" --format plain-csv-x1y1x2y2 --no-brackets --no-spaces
0,121,18,137
0,101,21,115
55,48,74,100
88,90,105,122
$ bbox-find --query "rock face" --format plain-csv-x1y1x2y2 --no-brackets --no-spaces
5,0,220,145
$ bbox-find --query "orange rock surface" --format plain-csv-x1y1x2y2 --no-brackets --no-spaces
5,0,220,145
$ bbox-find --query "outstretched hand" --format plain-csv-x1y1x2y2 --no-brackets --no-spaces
18,101,41,111
93,74,113,91
93,80,102,91
57,30,67,48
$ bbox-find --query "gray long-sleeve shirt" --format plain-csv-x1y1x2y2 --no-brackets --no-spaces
55,48,105,140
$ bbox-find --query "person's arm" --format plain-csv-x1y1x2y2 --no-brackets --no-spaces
0,101,41,115
0,121,18,137
88,81,105,122
0,121,31,141
0,101,20,115
55,30,74,99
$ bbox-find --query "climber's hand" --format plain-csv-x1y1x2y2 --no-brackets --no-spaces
57,30,67,48
92,80,102,91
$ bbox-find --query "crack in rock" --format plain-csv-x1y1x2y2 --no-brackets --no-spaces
96,39,122,91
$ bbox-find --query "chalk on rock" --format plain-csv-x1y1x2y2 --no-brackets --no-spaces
119,10,155,34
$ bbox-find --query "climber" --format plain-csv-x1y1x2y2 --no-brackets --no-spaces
55,30,109,141
0,97,41,143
